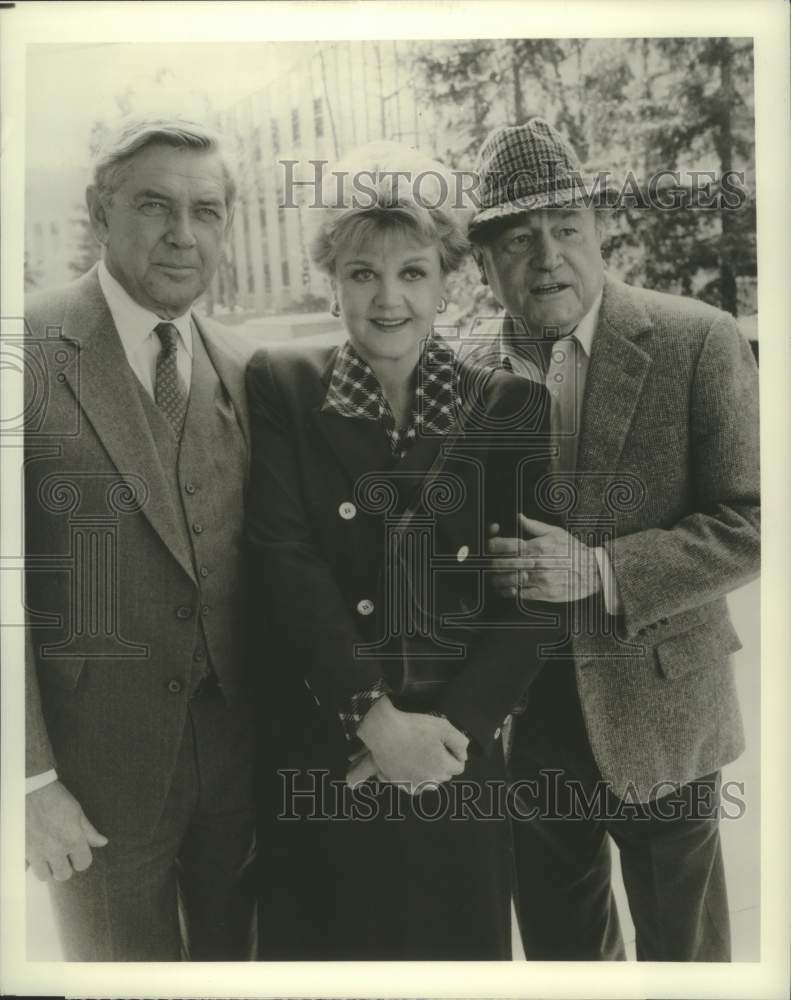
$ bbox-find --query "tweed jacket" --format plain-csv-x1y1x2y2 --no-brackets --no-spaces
24,266,252,839
245,342,565,756
522,276,760,799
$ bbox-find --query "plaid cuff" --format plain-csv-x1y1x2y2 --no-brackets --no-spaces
338,679,390,740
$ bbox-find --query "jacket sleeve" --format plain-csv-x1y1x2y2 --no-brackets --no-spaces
435,377,566,748
606,314,760,637
26,628,57,777
245,351,386,715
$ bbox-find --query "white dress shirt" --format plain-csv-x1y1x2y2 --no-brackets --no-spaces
495,290,623,616
97,258,194,396
27,260,195,794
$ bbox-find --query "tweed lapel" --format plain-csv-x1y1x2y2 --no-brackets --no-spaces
574,278,653,517
196,314,251,451
59,267,196,581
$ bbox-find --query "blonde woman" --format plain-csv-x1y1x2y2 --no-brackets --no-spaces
246,143,559,959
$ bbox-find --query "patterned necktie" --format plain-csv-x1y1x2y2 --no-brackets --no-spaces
153,322,188,438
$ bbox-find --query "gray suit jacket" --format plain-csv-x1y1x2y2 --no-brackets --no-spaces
24,266,252,837
560,276,759,798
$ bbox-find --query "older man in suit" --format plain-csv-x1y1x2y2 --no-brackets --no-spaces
24,117,255,961
468,119,760,961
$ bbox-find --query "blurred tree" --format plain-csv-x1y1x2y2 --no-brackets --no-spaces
624,37,755,314
24,252,41,291
67,120,110,278
409,37,756,323
410,40,501,166
68,203,102,279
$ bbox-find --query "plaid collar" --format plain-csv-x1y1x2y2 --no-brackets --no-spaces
322,335,462,457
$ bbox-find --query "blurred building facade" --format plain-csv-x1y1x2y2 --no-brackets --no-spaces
211,40,425,317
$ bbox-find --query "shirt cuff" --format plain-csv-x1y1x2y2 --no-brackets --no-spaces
338,680,390,740
593,546,623,616
26,769,58,794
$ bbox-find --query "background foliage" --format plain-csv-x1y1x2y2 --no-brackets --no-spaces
44,38,756,327
410,37,756,323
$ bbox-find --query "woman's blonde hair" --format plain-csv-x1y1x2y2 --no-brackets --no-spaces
310,141,470,275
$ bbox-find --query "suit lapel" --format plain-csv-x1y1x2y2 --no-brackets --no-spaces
59,268,196,581
197,315,251,450
575,278,653,516
311,408,396,499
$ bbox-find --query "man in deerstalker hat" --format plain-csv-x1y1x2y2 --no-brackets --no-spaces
467,117,759,961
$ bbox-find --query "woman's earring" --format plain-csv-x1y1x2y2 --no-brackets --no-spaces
330,299,341,318
436,297,448,314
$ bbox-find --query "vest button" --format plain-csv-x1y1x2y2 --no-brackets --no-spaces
192,523,203,534
356,598,375,616
176,606,192,620
200,565,209,578
201,605,210,617
167,679,183,694
193,647,205,661
184,482,197,495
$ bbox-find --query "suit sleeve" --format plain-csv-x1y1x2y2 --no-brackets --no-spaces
605,314,760,636
435,377,566,748
245,351,386,715
24,318,57,778
26,615,56,777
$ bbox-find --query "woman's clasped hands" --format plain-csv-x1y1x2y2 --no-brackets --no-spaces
347,695,469,795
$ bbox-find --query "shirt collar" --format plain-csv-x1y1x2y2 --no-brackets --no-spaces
500,287,603,367
322,335,460,454
569,288,602,358
97,258,194,359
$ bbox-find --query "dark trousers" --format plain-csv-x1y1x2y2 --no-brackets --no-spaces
509,661,731,962
256,704,513,961
48,683,256,961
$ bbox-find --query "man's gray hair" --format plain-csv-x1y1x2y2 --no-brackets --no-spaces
92,116,237,208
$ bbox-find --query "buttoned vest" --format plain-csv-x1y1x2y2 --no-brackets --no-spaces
134,325,247,698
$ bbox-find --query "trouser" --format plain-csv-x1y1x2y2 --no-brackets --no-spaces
509,660,731,962
48,680,256,961
256,704,513,961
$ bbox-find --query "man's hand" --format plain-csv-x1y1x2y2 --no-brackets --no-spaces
26,781,108,882
352,696,469,794
488,514,602,602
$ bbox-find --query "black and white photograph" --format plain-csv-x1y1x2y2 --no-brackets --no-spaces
1,2,788,998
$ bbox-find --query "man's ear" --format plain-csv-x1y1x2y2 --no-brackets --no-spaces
86,186,109,245
472,248,488,286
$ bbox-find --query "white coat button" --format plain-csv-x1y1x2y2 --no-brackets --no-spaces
339,501,357,520
456,545,470,563
493,727,502,740
356,598,375,616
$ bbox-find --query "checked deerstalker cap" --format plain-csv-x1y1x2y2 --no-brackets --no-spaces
469,117,603,232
